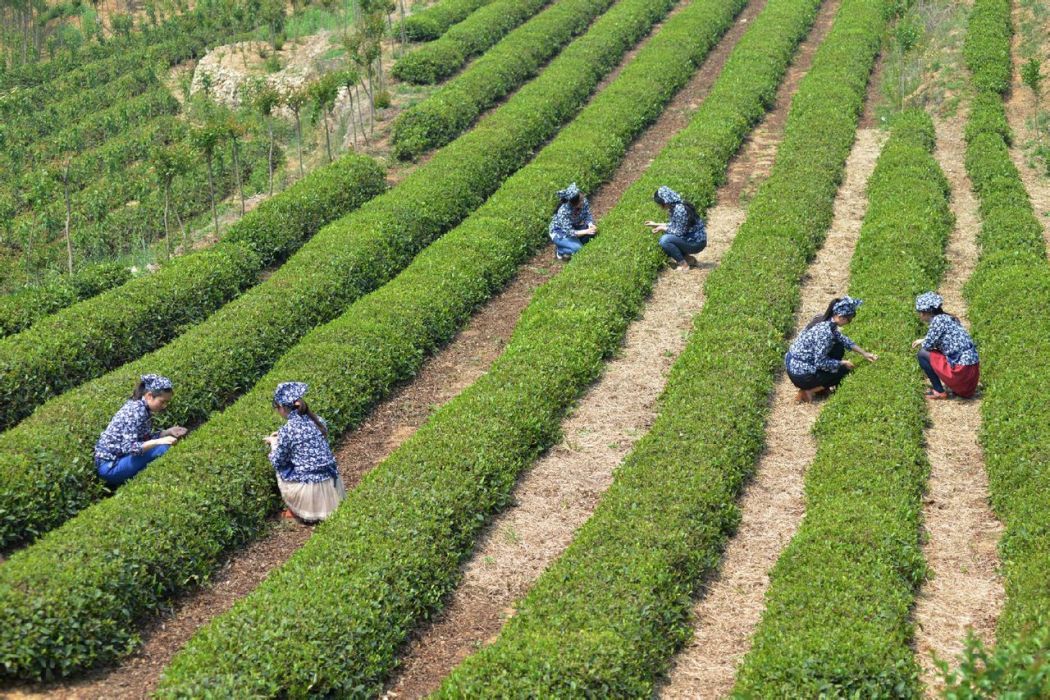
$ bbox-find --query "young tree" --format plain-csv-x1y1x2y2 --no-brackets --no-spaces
284,85,308,178
1021,58,1044,149
250,80,282,195
223,111,249,215
338,67,361,149
309,73,339,162
190,119,224,236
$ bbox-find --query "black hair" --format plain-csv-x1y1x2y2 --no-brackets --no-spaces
652,189,700,231
131,380,173,400
275,398,329,438
806,297,853,330
922,305,961,324
553,192,582,215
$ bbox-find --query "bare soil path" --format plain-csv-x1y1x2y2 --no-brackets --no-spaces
1004,0,1050,253
911,114,1004,697
1,3,712,696
381,2,853,696
658,121,885,698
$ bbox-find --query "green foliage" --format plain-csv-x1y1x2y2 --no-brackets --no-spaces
735,109,947,697
391,0,616,160
1020,57,1043,97
400,0,495,41
436,0,895,695
391,0,551,84
0,263,130,338
963,0,1012,95
0,155,384,553
152,0,853,693
945,0,1050,691
0,0,691,677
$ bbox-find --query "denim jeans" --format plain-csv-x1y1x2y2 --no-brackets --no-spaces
659,234,706,263
554,233,591,257
97,443,170,486
916,348,945,393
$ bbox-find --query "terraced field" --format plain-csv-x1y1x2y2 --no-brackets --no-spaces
2,0,1048,695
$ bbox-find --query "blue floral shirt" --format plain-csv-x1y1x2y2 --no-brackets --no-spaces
923,314,979,366
269,411,338,484
786,320,857,375
548,200,594,241
666,203,706,244
94,398,159,464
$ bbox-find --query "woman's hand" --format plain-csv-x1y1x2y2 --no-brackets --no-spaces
911,338,924,349
862,350,878,362
841,360,856,371
263,432,278,449
163,426,188,439
144,435,178,450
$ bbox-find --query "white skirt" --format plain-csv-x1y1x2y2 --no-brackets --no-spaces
277,474,346,522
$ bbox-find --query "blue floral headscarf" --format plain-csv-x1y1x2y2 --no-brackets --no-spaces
141,374,173,394
655,186,683,205
274,381,309,408
832,296,863,318
915,291,943,312
557,182,581,203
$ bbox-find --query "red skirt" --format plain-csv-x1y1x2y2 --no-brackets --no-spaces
929,351,980,398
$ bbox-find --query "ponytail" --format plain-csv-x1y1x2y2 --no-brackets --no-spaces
293,399,329,438
805,298,842,330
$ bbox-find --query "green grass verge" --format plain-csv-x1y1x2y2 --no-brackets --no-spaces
437,0,895,695
391,0,553,84
156,0,836,693
391,0,616,160
0,0,692,680
734,109,947,698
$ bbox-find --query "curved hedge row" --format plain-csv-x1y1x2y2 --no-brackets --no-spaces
436,0,894,694
735,109,947,697
155,0,844,691
944,0,1050,693
0,263,131,338
391,0,615,161
390,0,552,84
0,155,385,551
401,0,496,41
0,0,690,679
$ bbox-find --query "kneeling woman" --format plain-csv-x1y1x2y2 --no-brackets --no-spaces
94,374,187,486
785,296,879,402
911,291,979,399
265,382,346,522
646,186,706,270
549,182,597,261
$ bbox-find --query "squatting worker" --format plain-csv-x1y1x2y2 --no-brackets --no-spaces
785,296,879,402
646,185,707,271
264,381,346,523
549,182,597,261
94,373,188,486
911,291,980,399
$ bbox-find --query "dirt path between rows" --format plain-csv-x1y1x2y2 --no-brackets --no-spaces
659,108,886,700
380,2,853,696
912,115,1004,697
1,3,711,697
1005,0,1050,254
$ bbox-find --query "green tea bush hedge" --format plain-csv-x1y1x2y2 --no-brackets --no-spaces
156,0,851,693
735,109,948,697
945,0,1050,693
436,1,896,695
391,0,615,160
0,263,130,338
400,0,496,41
0,0,694,679
391,0,551,84
0,156,384,549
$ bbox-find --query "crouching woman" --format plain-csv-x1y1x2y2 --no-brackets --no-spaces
785,296,878,402
911,291,980,399
94,373,187,486
265,381,346,523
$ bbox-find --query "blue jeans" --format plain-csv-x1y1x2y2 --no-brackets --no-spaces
97,444,170,486
916,348,945,393
659,234,706,263
553,233,590,257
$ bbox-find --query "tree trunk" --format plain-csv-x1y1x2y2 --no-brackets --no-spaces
267,116,275,195
63,161,73,274
398,0,407,56
294,111,304,178
162,183,171,259
231,137,245,216
173,200,188,253
354,84,367,141
347,89,357,148
323,109,332,162
206,153,219,235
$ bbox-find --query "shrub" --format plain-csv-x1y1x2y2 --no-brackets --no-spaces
0,263,130,338
400,0,495,41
